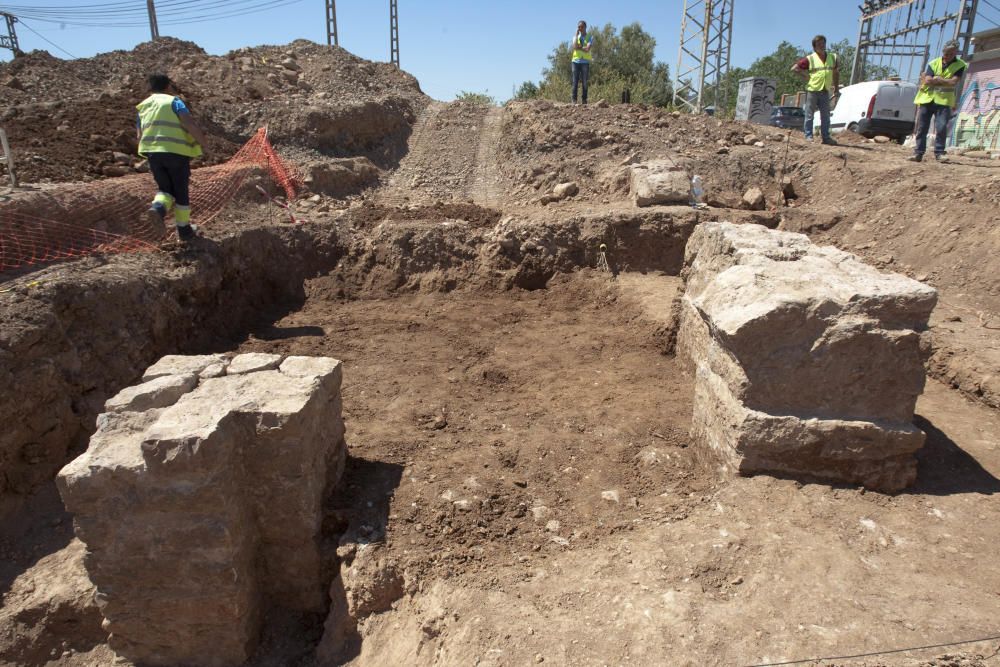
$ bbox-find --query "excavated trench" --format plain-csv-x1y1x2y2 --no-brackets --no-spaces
4,198,999,666
0,203,704,662
0,203,706,503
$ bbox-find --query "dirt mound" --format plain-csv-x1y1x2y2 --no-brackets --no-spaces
495,100,1000,312
0,38,428,183
496,100,797,208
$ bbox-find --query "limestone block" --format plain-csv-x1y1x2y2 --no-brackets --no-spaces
142,354,229,381
200,362,228,378
630,159,690,207
104,373,197,413
677,222,936,492
57,354,346,667
226,352,283,375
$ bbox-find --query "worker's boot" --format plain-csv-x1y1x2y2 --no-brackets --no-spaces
176,223,200,242
145,203,167,238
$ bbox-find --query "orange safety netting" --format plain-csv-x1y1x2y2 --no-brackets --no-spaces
0,128,300,274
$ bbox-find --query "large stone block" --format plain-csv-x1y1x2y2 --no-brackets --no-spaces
630,159,691,207
677,222,936,492
57,354,346,667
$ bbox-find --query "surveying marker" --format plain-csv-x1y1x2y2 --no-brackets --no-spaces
255,184,299,224
597,243,613,275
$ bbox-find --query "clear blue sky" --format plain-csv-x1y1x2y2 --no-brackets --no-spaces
1,1,998,100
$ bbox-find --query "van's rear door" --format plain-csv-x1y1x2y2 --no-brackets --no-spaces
899,85,917,121
874,84,903,120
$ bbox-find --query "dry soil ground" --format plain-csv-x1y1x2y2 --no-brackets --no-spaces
230,275,1000,667
3,39,1000,667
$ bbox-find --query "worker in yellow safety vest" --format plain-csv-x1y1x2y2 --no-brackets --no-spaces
571,20,594,105
791,35,840,145
909,40,967,163
136,73,208,241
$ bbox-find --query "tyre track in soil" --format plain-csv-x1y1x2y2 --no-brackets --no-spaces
376,101,504,208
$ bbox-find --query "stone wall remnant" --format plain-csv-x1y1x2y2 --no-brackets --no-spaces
57,353,346,667
677,222,937,492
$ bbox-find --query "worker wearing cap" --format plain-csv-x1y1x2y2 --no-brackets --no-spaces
909,40,967,163
136,73,207,241
571,20,594,105
792,35,840,145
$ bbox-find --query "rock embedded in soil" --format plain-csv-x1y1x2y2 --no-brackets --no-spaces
57,353,346,667
742,186,766,210
630,159,691,207
677,222,937,492
553,181,579,199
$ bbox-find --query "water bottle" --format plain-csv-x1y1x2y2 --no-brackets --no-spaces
690,175,705,207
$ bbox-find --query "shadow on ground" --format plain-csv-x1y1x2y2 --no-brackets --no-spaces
909,414,1000,496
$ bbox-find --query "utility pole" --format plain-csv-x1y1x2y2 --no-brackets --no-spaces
146,0,160,41
389,0,399,67
326,0,338,46
1,12,21,56
0,127,18,188
673,0,735,113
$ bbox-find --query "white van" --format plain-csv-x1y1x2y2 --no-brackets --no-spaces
814,80,918,142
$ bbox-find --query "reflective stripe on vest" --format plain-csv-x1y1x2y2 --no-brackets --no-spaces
136,93,202,158
572,34,593,62
807,52,836,92
913,57,967,107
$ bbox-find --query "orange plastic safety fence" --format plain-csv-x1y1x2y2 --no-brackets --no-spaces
0,128,300,274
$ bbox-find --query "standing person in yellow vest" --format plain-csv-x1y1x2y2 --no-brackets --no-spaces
136,73,207,242
791,35,840,145
909,41,967,163
571,20,594,105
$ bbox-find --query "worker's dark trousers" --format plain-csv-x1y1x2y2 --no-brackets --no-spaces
148,152,192,207
572,61,590,104
913,102,952,158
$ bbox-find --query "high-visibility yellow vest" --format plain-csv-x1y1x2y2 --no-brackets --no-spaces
913,57,967,107
806,52,837,92
136,93,202,158
572,33,593,62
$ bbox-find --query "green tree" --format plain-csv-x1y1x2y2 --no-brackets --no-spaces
704,66,750,113
531,22,673,106
514,81,539,100
744,40,808,104
455,90,497,106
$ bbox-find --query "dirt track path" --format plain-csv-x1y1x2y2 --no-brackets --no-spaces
376,101,502,207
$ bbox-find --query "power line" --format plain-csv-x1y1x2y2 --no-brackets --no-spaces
979,0,1000,26
744,634,1000,667
14,17,76,58
0,0,306,27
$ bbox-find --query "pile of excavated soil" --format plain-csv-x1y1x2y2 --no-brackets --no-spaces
495,101,1000,309
0,38,428,183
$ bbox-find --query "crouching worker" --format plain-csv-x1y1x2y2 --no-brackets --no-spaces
136,73,207,242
